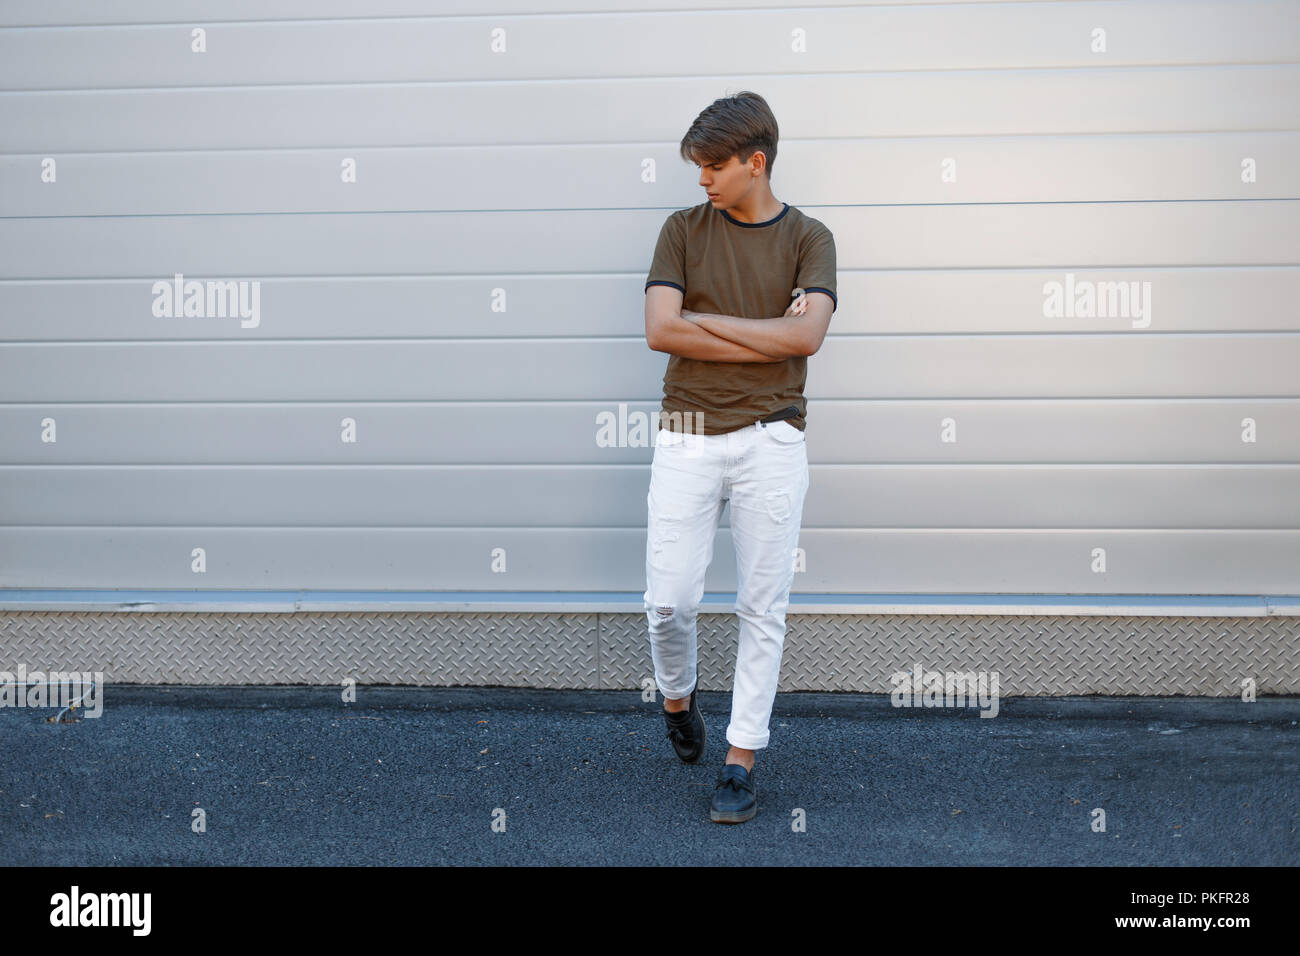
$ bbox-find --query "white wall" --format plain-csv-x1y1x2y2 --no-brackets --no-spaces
1,1,1298,594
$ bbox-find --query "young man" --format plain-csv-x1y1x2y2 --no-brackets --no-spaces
642,91,837,823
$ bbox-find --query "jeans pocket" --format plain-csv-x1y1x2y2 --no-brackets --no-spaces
655,427,686,448
761,420,804,444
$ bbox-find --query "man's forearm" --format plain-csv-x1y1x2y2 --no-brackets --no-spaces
651,313,785,363
687,311,807,359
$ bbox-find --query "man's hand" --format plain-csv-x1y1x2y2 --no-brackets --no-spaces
785,288,808,316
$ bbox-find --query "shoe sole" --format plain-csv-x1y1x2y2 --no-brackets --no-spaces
710,803,757,824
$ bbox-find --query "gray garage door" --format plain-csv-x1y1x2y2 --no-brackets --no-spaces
1,0,1298,601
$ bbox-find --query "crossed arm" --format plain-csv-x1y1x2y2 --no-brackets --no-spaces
645,285,833,362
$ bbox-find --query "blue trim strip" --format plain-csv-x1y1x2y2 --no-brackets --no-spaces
1,589,1296,614
645,280,684,293
803,286,837,310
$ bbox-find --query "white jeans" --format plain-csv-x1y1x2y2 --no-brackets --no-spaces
643,418,809,750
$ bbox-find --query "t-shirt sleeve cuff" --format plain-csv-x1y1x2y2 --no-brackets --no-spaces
804,286,837,311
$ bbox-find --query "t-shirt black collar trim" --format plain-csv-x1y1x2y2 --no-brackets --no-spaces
719,202,789,228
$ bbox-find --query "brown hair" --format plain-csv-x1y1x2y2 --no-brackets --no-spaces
678,91,779,181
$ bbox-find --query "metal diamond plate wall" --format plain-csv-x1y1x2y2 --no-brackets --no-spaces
601,613,1299,696
0,612,599,688
1,611,1296,695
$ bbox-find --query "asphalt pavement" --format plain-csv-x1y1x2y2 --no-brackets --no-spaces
2,686,1296,866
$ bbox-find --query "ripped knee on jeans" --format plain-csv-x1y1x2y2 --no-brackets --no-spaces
653,604,675,621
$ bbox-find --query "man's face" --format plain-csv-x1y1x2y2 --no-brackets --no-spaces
694,152,761,207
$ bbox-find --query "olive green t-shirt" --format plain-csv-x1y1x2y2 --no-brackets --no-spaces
644,199,837,435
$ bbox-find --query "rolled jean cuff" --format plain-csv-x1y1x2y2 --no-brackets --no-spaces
724,727,769,750
659,678,697,701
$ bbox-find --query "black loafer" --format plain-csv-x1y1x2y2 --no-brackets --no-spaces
662,687,706,763
710,763,757,823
